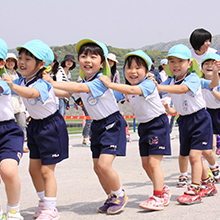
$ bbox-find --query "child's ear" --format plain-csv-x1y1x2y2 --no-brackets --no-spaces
40,61,46,69
0,60,6,69
100,60,106,69
188,59,193,68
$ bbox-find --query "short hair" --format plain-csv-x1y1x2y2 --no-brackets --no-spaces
78,43,105,64
190,28,212,51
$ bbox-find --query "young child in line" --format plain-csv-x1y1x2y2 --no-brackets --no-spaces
43,38,128,215
0,38,24,219
99,50,171,211
2,39,69,220
157,44,219,205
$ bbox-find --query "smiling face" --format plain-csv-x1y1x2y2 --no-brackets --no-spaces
124,59,148,85
78,52,102,80
6,58,16,71
202,59,214,80
168,56,191,80
65,59,74,69
17,51,44,80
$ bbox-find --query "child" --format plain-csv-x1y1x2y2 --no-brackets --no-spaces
43,38,128,215
2,39,69,219
200,53,220,181
99,50,171,211
0,38,24,219
157,44,218,205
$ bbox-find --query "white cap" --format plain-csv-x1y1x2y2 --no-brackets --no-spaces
160,58,168,65
6,53,17,60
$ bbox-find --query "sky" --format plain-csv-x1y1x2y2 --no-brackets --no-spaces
2,0,220,50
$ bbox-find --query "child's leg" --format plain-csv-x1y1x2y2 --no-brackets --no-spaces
148,155,164,191
1,159,20,205
189,149,203,185
29,159,44,192
96,154,120,192
179,155,189,174
141,156,152,181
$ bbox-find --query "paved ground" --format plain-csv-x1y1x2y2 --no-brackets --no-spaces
1,127,220,220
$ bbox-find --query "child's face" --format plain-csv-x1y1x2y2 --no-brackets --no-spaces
6,58,16,71
124,59,148,85
199,39,211,54
78,52,102,80
17,52,43,80
202,60,214,80
168,56,190,80
65,59,74,69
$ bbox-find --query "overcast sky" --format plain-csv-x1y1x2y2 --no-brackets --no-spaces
2,0,220,49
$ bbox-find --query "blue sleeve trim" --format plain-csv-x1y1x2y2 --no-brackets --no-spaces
137,79,156,98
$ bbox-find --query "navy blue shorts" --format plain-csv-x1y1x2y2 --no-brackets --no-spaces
177,108,213,156
27,111,69,165
0,119,23,164
138,114,171,157
207,108,220,135
91,111,126,158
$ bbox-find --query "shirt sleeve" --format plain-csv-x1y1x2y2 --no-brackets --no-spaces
86,78,108,99
113,90,125,102
137,79,156,98
0,79,11,95
183,73,200,96
33,79,52,103
200,78,213,90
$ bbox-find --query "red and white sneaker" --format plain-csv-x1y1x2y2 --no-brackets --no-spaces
199,180,218,197
36,208,59,220
162,185,171,206
139,195,164,211
177,185,202,205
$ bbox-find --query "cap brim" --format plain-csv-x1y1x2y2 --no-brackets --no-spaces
165,58,202,78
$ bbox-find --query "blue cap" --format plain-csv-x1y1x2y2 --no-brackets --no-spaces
75,38,111,78
17,39,54,67
124,50,152,70
166,44,191,60
0,38,8,60
202,52,220,64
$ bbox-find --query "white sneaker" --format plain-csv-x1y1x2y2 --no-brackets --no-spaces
6,211,23,220
34,200,44,219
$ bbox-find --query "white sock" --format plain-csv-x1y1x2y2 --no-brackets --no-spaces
180,172,188,176
112,188,124,197
37,191,45,202
44,197,56,210
209,162,218,169
7,203,20,212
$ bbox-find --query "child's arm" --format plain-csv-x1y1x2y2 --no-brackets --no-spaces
211,89,220,102
209,60,220,88
53,88,71,98
163,102,177,115
99,75,143,95
157,84,189,94
2,74,40,98
42,72,90,93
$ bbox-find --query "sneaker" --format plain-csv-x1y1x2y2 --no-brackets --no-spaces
210,166,220,183
126,135,132,142
106,192,128,215
177,175,189,187
162,185,171,206
98,194,113,213
82,140,90,147
216,148,220,157
23,145,29,153
0,211,5,220
177,185,202,205
199,180,218,197
34,200,44,218
139,195,164,211
36,208,59,220
6,211,23,220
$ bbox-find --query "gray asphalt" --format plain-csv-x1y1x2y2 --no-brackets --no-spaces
1,127,220,220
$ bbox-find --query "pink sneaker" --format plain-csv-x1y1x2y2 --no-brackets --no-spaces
34,200,44,219
162,185,171,206
139,195,164,211
36,208,59,220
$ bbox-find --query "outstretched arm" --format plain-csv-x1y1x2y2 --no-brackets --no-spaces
163,102,177,115
2,74,40,98
211,89,220,102
42,72,90,93
99,75,143,95
157,84,189,94
209,60,220,88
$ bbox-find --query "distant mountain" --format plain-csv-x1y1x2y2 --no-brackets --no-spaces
141,35,220,52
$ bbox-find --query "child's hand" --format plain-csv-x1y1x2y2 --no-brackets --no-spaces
148,72,155,80
99,75,111,87
2,74,13,87
162,102,170,112
42,72,53,84
213,60,220,73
